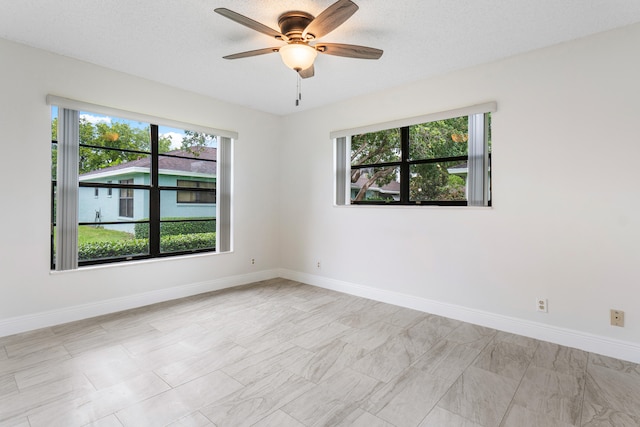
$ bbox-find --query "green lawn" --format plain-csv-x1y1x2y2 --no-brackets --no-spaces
78,225,133,244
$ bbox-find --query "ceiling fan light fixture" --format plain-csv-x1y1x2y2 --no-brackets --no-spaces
279,43,317,71
216,0,383,80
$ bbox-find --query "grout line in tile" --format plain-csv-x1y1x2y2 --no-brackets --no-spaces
578,352,590,427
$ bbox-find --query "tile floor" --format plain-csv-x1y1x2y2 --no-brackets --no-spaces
0,278,639,426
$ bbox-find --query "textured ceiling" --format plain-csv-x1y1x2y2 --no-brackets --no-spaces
2,0,640,115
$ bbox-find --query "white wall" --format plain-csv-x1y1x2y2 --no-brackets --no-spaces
279,23,640,360
0,39,282,329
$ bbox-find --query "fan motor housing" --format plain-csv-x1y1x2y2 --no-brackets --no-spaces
278,11,315,39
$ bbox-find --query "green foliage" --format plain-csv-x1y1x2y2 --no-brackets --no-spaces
50,113,218,176
51,118,58,179
431,172,467,201
78,232,216,261
448,175,465,187
134,218,216,239
408,117,468,202
439,184,467,201
181,131,217,156
76,220,216,261
51,143,58,180
78,238,149,261
351,128,401,166
350,129,400,201
78,225,133,245
363,192,394,202
52,117,58,141
160,233,216,253
78,118,172,174
409,116,469,160
351,116,471,202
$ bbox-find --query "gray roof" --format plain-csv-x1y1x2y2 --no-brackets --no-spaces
81,147,217,177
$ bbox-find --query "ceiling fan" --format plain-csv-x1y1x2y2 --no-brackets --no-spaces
214,0,383,79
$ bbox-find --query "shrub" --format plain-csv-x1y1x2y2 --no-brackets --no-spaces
78,238,148,260
134,218,216,239
78,232,216,261
160,232,216,253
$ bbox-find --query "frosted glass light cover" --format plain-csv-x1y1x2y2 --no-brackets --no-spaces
279,44,317,71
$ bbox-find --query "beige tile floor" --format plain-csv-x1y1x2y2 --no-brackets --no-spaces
1,278,639,426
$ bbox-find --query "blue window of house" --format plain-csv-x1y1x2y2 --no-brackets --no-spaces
177,180,216,204
118,179,134,217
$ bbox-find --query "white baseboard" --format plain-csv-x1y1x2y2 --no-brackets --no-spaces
0,269,280,338
279,269,640,364
4,268,639,364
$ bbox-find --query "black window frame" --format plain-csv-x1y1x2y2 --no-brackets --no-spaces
349,115,491,207
51,122,218,268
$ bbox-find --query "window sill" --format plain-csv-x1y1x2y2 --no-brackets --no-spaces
49,249,233,275
333,203,492,210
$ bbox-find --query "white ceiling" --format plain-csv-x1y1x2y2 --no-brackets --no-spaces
2,1,640,116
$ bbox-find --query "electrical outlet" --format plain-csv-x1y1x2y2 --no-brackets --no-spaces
536,298,548,313
611,309,624,327
251,258,255,265
316,261,321,269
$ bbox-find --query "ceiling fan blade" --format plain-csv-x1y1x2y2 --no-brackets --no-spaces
223,47,279,60
215,8,287,41
298,64,315,79
302,0,358,39
316,43,383,59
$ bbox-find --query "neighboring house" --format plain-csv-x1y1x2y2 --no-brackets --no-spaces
447,161,492,201
447,161,468,178
350,174,400,201
79,147,217,233
351,164,475,202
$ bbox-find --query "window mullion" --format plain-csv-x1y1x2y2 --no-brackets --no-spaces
149,125,160,256
400,126,410,203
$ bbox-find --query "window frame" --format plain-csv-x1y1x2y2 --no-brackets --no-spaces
333,103,496,207
49,95,236,270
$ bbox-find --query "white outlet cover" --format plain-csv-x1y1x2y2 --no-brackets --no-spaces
536,298,548,313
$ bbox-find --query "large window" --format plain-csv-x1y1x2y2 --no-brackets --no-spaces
49,96,234,270
335,103,494,207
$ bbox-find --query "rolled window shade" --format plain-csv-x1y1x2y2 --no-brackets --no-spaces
330,102,496,139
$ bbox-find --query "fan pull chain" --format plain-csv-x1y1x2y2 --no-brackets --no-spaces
295,73,302,106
